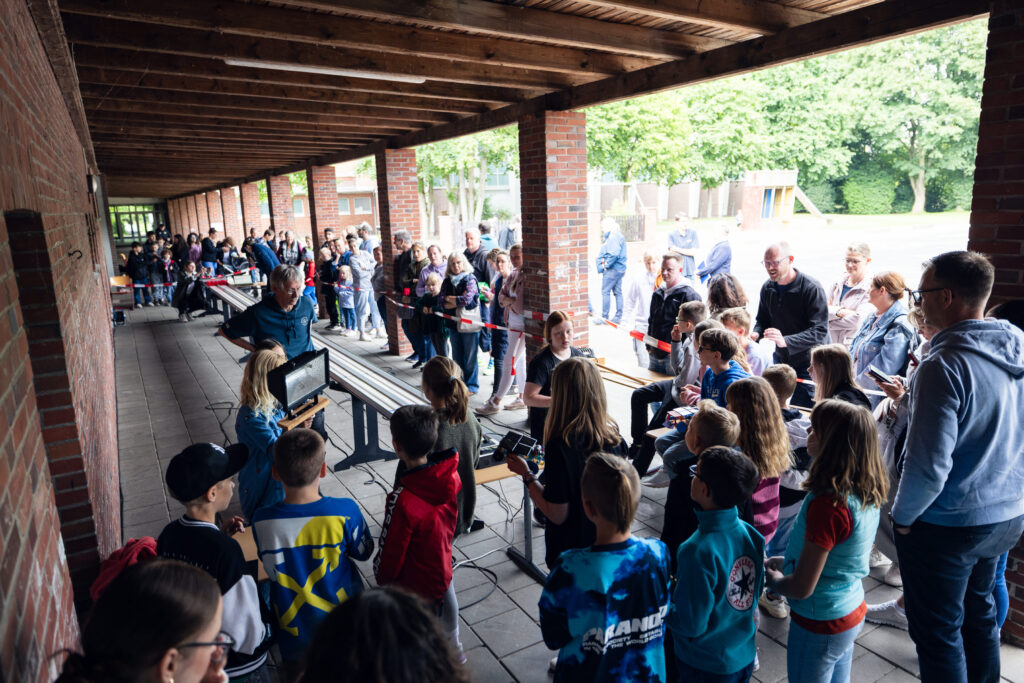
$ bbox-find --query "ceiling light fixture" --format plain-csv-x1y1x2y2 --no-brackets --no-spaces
222,58,427,84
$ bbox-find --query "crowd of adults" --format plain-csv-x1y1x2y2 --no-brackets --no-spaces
92,209,1022,683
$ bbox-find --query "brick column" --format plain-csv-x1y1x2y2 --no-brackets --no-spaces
195,194,211,234
267,174,295,236
167,199,178,235
186,195,198,233
220,187,244,244
240,182,262,240
969,0,1024,647
307,165,341,253
376,148,421,355
518,110,590,358
206,191,224,233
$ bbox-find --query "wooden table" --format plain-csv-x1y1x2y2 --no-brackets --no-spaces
233,526,268,582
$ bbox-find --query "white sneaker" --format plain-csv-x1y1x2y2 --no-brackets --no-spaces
870,546,891,568
642,468,671,488
359,331,367,342
759,591,789,619
883,563,903,588
866,600,908,630
376,329,386,339
476,400,501,416
503,398,527,411
178,313,189,323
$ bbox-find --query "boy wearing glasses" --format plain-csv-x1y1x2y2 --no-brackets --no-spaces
666,446,764,683
158,443,272,680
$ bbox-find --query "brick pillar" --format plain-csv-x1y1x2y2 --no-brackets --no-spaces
307,166,341,253
240,182,262,240
206,191,224,233
267,174,294,237
195,194,211,234
518,110,590,358
376,148,421,355
167,199,178,235
220,187,244,244
969,0,1024,647
185,195,198,233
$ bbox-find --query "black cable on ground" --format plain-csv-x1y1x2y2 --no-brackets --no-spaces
204,401,236,447
453,561,500,608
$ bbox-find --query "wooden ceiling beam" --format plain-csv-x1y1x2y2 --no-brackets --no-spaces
86,112,406,136
62,14,579,89
90,124,377,143
60,0,661,76
75,67,487,115
82,98,426,130
93,137,349,152
575,0,827,35
281,0,731,59
69,46,532,105
79,86,458,124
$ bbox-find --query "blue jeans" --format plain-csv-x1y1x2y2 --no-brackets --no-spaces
132,279,152,305
303,285,317,304
648,355,671,374
676,659,754,683
601,269,625,323
449,330,480,392
369,289,384,329
341,307,356,329
895,515,1024,683
656,428,692,480
767,513,798,558
787,620,862,683
478,301,491,353
490,329,508,397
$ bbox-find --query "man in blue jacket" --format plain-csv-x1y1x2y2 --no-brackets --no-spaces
596,217,628,325
892,251,1024,683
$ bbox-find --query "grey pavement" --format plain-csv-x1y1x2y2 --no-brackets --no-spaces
114,302,1022,682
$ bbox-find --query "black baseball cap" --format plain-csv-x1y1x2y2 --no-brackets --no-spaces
165,443,249,502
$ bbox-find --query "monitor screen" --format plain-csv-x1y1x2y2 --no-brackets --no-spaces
267,348,330,413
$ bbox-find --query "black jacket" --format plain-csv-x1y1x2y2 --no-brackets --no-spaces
647,282,701,359
464,246,490,286
121,251,150,280
753,270,828,375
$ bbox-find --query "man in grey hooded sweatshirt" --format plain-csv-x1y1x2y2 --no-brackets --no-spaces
892,250,1024,683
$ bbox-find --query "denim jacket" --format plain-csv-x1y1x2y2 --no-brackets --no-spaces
849,301,918,406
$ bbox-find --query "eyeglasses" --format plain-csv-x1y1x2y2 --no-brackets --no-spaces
178,631,235,664
905,287,949,305
761,258,786,268
688,463,700,479
697,345,709,353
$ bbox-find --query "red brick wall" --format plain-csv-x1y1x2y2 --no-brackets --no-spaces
167,198,178,235
376,148,420,355
220,187,243,244
308,166,341,253
206,190,224,233
518,110,590,358
970,0,1024,647
267,174,295,235
186,194,198,233
195,193,211,234
240,182,262,238
0,0,122,677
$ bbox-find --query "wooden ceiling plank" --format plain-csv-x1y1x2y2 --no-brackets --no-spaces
90,124,377,143
86,112,407,135
281,0,732,58
79,85,458,124
75,67,487,114
70,46,532,105
60,0,661,76
574,0,826,35
62,14,580,89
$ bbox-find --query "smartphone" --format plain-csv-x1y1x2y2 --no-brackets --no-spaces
867,365,892,384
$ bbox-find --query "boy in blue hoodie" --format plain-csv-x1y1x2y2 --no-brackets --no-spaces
667,446,764,682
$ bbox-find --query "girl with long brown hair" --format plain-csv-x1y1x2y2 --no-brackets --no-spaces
506,357,628,569
809,343,870,409
522,310,584,440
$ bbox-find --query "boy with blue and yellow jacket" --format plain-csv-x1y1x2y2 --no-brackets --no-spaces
667,447,764,681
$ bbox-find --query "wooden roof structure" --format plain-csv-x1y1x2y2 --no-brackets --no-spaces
53,0,988,198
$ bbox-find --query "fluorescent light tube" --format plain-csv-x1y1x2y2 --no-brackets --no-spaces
223,58,427,84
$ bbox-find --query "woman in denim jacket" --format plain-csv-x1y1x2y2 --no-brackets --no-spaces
849,271,919,408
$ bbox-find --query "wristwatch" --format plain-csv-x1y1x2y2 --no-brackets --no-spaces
523,474,537,487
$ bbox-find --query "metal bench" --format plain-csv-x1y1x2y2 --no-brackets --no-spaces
207,283,423,470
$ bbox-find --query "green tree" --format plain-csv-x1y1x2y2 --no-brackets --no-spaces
845,21,985,213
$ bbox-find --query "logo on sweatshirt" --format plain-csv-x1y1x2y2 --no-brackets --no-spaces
726,556,756,611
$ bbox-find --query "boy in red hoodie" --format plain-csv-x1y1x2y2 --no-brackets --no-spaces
375,404,464,659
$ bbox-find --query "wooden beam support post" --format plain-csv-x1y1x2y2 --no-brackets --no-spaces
518,110,590,357
376,148,420,356
267,174,294,238
307,166,340,255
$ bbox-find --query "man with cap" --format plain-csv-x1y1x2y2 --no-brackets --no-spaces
157,442,272,681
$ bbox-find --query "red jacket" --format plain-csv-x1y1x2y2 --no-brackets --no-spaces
374,448,461,603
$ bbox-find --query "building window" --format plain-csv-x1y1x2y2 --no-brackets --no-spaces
485,170,509,188
352,196,372,215
260,201,270,217
338,197,351,215
293,198,305,217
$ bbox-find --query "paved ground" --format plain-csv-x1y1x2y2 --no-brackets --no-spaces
114,260,1022,682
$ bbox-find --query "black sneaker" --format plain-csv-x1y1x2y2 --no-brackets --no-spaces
469,519,486,532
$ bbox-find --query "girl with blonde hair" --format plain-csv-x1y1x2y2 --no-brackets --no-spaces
809,344,870,409
439,250,481,393
420,356,483,535
235,342,289,519
506,357,628,569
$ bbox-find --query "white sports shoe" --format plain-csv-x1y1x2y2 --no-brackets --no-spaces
883,562,903,588
870,546,891,568
642,468,671,488
758,591,790,619
503,398,527,411
866,600,908,630
475,400,501,416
